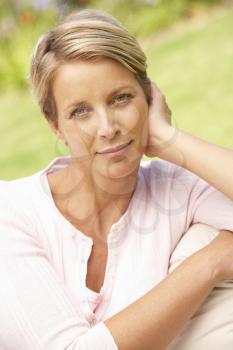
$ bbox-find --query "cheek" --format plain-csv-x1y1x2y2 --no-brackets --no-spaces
63,122,95,157
116,103,148,135
128,102,149,149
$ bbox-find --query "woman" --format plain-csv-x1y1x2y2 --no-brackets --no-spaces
0,8,233,350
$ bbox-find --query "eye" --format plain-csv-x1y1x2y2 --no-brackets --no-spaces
71,105,89,118
114,93,132,105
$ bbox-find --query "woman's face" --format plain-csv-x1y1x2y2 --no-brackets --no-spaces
50,58,149,180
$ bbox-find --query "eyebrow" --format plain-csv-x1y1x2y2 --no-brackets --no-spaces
63,85,135,112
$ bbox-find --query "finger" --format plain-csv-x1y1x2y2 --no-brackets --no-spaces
150,81,164,99
149,81,167,112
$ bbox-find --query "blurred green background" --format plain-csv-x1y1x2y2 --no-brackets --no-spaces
0,0,232,180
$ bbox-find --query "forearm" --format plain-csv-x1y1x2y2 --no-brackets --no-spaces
104,247,218,350
152,126,233,200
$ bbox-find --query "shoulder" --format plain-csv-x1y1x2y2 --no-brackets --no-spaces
139,158,200,186
0,172,45,226
0,173,46,243
0,156,64,204
0,173,40,203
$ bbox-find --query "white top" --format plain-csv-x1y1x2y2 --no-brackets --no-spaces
0,156,233,350
86,288,101,313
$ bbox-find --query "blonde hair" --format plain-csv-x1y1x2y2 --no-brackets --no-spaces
30,9,151,122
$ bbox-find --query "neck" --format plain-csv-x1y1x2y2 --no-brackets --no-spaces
49,160,139,241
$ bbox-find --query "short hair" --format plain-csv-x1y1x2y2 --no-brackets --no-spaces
30,9,151,122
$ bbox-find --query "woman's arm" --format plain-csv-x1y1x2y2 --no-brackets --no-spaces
145,83,233,201
104,230,233,350
1,186,233,350
103,84,233,350
152,126,233,200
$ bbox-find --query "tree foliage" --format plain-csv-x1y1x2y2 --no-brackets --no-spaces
0,0,225,91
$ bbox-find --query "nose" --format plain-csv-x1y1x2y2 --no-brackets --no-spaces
97,109,120,139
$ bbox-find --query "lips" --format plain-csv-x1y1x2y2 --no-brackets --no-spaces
97,141,132,154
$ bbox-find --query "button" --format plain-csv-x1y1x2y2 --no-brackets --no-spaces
91,318,98,326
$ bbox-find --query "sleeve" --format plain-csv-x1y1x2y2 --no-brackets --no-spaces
187,174,233,232
169,223,220,273
0,187,118,350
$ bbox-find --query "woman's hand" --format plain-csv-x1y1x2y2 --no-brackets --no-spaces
143,82,233,200
144,81,174,158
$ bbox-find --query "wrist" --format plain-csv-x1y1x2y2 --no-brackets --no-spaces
151,125,178,151
147,125,184,164
196,245,222,286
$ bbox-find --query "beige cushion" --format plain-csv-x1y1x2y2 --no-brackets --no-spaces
168,223,233,350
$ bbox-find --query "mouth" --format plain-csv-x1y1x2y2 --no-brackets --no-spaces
97,140,133,158
97,140,132,154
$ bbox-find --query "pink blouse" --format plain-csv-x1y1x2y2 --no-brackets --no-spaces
0,156,233,349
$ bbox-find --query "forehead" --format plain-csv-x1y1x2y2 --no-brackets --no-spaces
52,58,138,95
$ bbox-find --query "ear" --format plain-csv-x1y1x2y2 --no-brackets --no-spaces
45,116,67,145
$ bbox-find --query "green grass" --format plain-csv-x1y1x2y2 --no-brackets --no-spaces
0,8,232,180
145,8,233,146
0,91,67,179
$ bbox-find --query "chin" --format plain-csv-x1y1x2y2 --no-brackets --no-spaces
103,156,141,179
109,161,135,179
